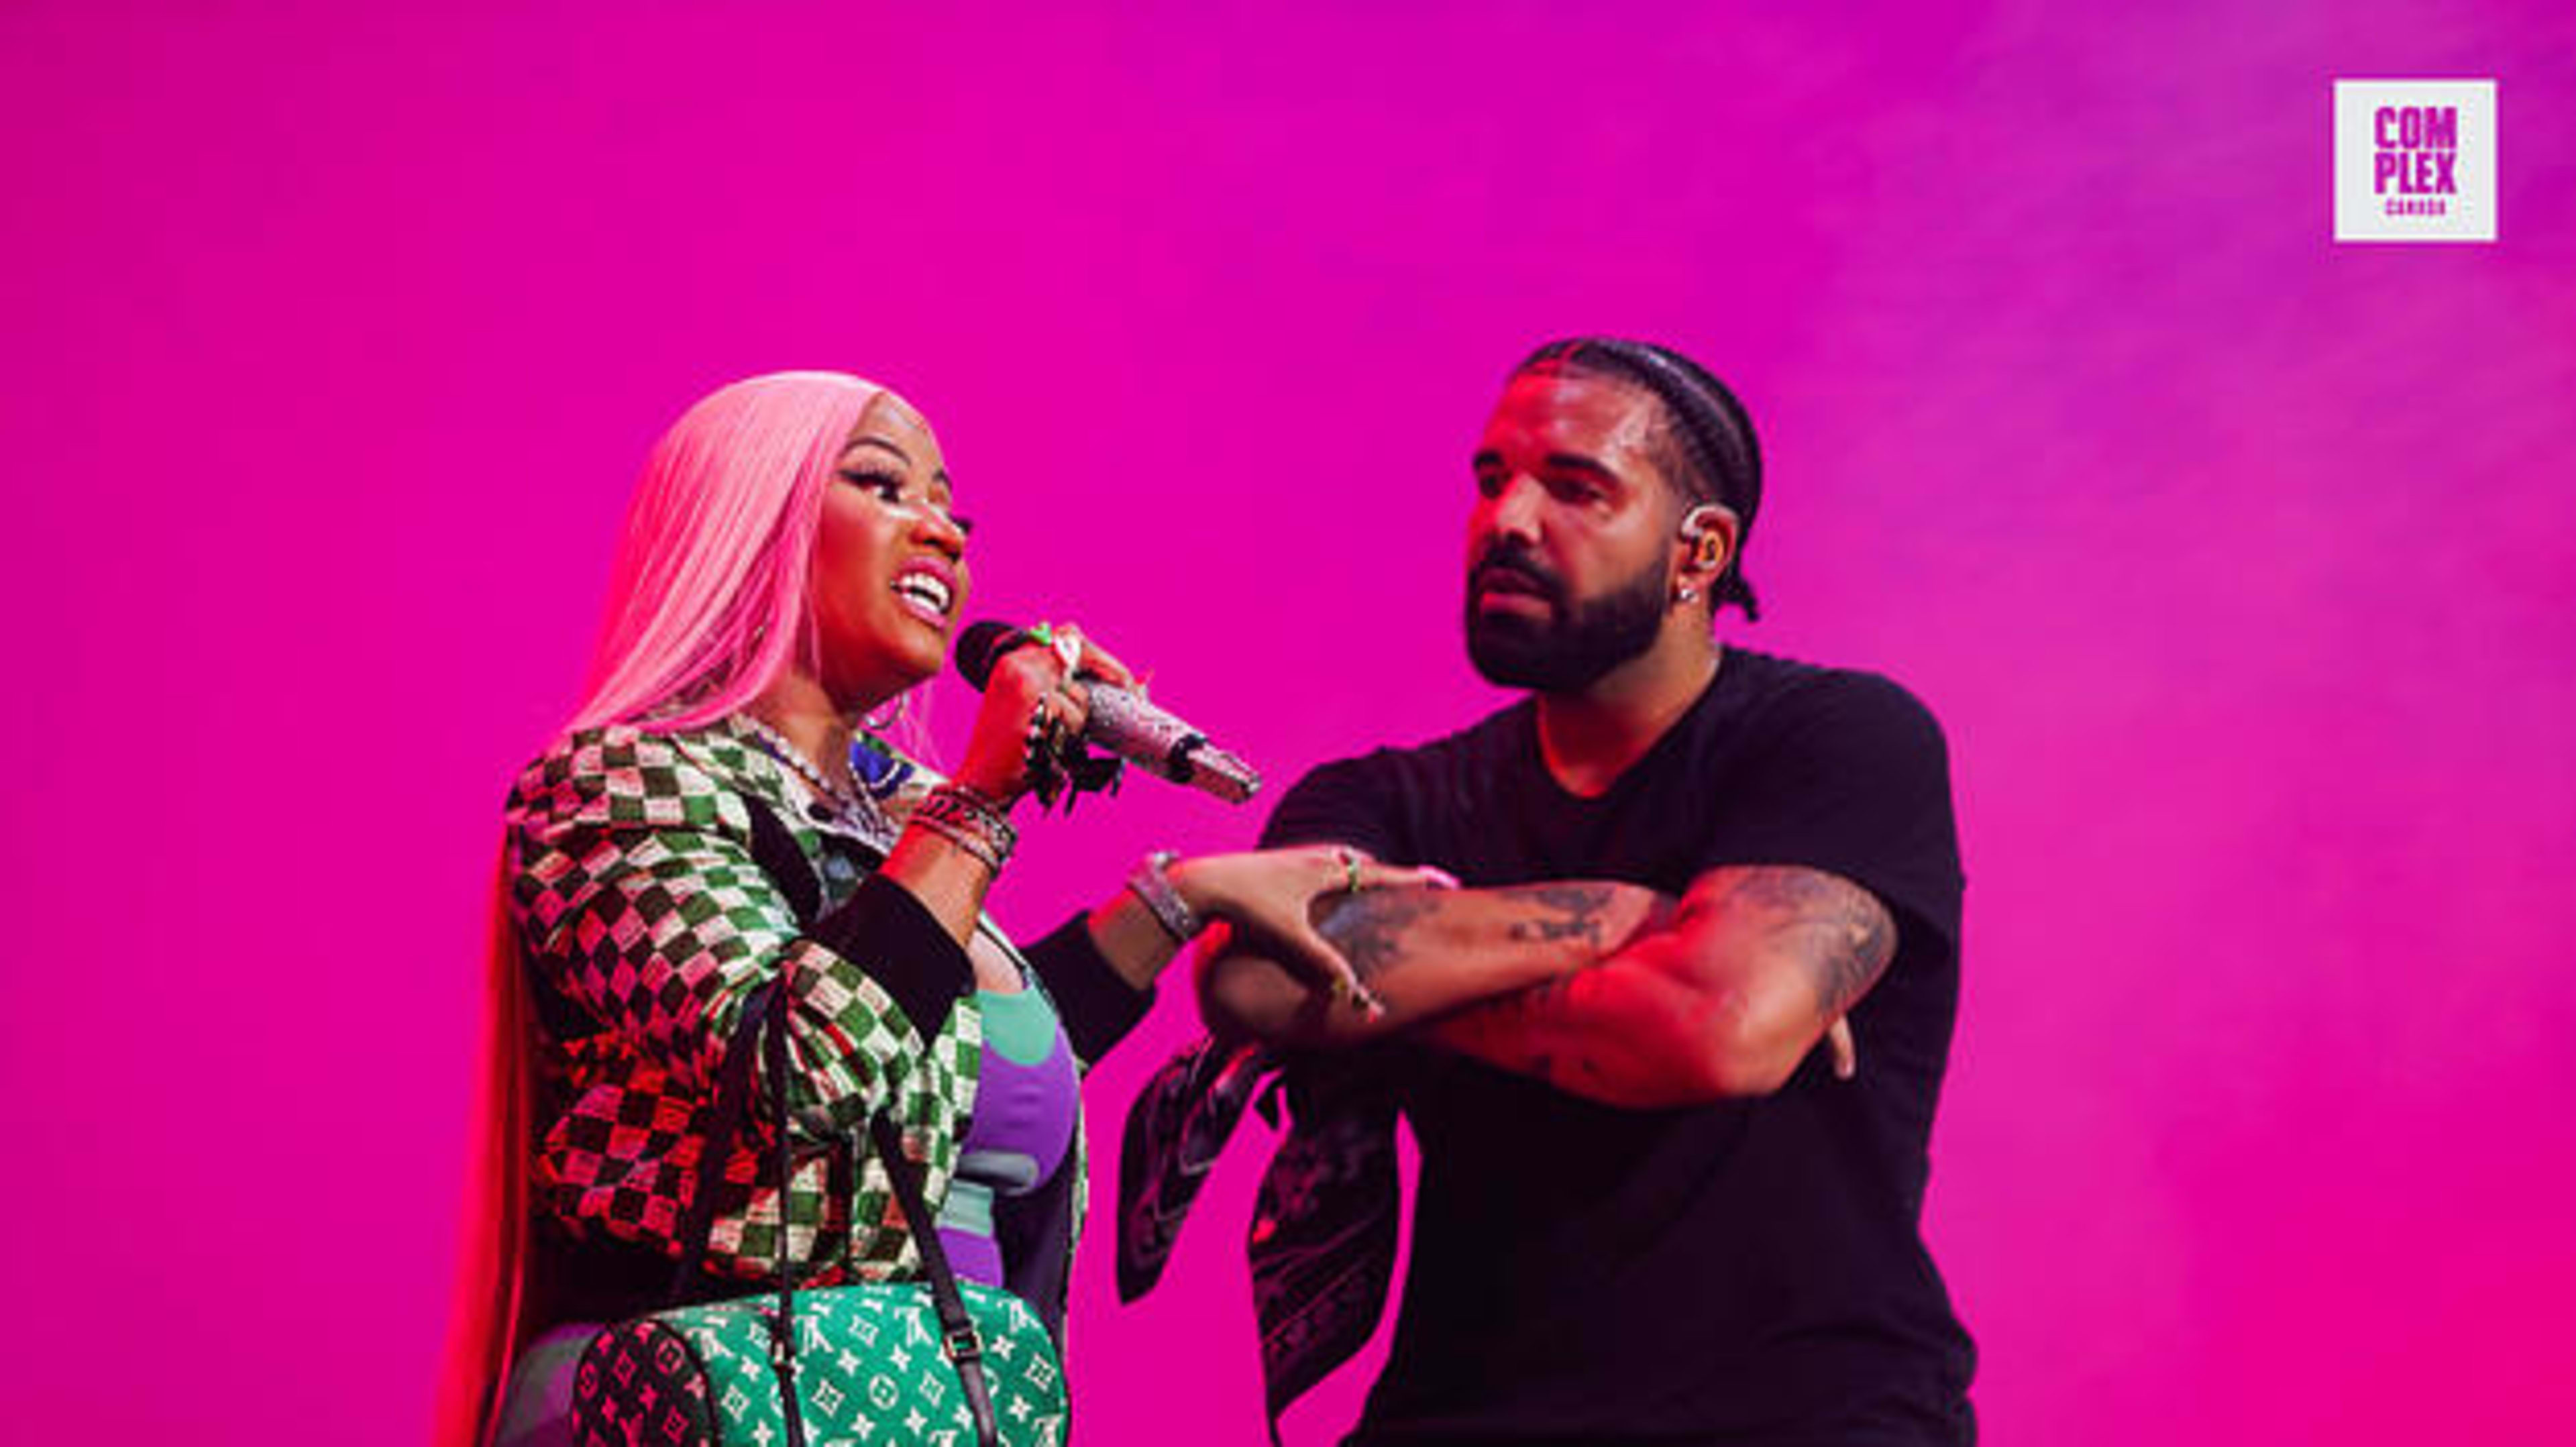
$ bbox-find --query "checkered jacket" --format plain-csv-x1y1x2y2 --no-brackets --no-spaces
502,716,1091,1287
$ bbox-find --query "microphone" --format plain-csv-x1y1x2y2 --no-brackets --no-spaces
955,621,1263,804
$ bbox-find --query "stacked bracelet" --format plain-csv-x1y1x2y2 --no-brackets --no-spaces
908,783,1019,872
1124,849,1202,943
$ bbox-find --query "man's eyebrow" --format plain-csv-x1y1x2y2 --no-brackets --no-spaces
1471,448,1617,482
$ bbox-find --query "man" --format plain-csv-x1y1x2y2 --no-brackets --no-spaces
1126,337,1973,1445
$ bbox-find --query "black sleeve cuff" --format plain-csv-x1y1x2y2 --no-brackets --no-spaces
1025,912,1156,1063
806,873,975,1041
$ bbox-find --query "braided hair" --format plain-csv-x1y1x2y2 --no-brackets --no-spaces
1516,337,1764,621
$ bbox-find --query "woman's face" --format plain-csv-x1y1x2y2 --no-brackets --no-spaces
808,392,971,706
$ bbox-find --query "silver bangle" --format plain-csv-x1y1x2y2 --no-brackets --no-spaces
1124,849,1201,943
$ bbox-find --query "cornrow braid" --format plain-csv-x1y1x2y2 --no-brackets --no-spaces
1517,337,1765,620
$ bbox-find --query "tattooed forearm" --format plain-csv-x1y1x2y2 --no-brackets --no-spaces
1813,894,1894,1014
1502,881,1681,957
1314,887,1444,983
1213,878,1681,1049
1415,866,1893,1106
1501,882,1618,948
1314,879,1668,984
1705,866,1896,1016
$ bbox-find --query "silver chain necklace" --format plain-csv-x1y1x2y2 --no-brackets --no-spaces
736,715,894,845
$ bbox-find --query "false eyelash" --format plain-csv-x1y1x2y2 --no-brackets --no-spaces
839,468,973,535
837,468,905,500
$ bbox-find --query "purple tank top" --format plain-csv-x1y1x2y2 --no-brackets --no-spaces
934,985,1079,1287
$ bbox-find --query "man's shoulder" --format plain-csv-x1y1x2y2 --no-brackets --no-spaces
1289,698,1529,792
1718,647,1948,749
1263,700,1527,852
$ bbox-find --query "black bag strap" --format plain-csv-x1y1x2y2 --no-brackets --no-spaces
668,781,810,1297
667,977,781,1299
869,1110,1000,1442
746,792,823,921
761,976,812,1447
665,790,1000,1447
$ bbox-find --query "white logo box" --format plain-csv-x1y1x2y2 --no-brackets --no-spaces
2334,79,2497,243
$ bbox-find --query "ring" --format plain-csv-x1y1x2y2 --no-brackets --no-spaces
1338,847,1364,894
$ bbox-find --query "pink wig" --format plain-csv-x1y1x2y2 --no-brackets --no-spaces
572,370,887,732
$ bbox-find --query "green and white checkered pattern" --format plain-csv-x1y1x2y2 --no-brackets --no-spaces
506,717,1085,1286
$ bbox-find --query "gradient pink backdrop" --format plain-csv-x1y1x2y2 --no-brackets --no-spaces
4,2,2571,1442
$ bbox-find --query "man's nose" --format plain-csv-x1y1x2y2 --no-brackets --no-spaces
1480,474,1544,543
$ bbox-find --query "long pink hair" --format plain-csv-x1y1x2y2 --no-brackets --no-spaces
575,370,885,731
436,372,887,1446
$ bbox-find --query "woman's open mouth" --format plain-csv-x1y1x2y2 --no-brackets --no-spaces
891,560,955,627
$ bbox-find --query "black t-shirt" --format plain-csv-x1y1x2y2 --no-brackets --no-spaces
1263,648,1975,1446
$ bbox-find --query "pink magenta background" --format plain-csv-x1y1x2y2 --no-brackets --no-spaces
4,3,2572,1442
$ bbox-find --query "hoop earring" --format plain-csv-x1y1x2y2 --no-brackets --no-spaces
861,691,913,737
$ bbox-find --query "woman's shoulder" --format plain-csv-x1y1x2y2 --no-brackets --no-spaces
504,718,765,835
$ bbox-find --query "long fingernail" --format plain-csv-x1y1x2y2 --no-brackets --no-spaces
1421,867,1462,890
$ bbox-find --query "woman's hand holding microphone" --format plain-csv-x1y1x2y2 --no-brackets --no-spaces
947,623,1138,808
949,625,1452,999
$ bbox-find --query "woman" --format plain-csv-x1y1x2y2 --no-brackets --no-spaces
436,371,1415,1446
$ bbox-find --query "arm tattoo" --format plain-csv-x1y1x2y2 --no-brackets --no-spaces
1817,896,1895,1014
1499,882,1618,948
1319,875,1638,973
1316,887,1442,983
1318,880,1654,985
1710,867,1896,1015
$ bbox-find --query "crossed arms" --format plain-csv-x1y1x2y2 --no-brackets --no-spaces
1199,864,1894,1108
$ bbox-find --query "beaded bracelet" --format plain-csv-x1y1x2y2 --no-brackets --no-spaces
908,783,1018,873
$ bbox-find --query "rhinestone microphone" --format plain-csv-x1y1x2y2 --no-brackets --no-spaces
955,621,1263,805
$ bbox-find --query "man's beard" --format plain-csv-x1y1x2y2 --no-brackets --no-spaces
1464,545,1669,693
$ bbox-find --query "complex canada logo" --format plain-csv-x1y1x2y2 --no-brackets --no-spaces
2334,80,2497,242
